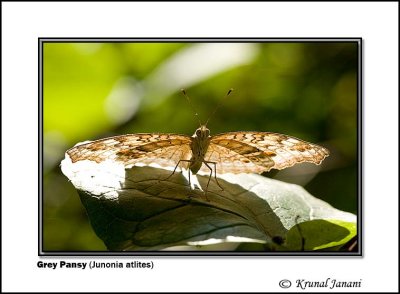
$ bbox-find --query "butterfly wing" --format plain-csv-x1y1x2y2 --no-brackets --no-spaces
66,133,193,169
202,132,329,174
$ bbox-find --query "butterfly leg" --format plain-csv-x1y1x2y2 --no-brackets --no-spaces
204,161,224,191
186,169,210,201
161,159,192,181
158,159,207,201
160,159,201,194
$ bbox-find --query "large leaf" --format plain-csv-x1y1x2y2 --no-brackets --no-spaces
61,154,356,251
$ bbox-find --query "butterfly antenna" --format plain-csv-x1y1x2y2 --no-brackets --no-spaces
205,88,233,126
181,89,202,127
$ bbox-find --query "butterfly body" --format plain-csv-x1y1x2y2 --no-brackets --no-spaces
189,125,211,174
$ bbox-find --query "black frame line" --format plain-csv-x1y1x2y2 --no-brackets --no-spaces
39,37,362,257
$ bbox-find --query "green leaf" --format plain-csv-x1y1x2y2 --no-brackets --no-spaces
284,219,357,251
61,154,356,251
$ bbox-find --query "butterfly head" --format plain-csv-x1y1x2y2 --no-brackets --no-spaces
194,125,210,139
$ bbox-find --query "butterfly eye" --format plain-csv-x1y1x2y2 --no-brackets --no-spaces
196,129,202,137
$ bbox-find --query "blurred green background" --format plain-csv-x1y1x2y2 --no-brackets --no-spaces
43,41,358,251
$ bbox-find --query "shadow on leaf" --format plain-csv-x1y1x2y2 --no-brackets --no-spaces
78,166,287,251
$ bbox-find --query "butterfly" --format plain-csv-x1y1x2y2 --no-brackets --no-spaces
66,90,329,196
66,126,329,192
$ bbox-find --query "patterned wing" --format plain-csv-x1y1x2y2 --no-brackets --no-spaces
66,133,193,168
203,132,329,174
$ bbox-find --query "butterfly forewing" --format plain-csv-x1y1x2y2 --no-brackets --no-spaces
203,131,329,174
202,138,275,174
66,133,193,169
